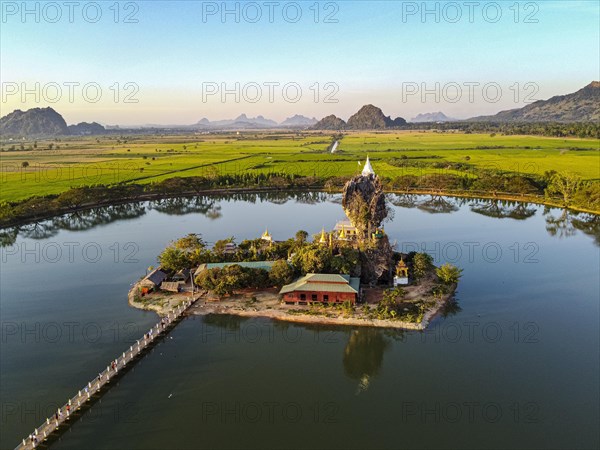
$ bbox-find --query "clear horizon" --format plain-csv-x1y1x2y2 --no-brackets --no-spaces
1,1,599,125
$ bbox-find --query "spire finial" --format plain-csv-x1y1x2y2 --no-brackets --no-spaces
319,227,327,244
362,156,375,176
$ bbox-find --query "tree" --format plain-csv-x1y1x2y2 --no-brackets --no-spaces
295,230,308,245
158,234,209,270
220,264,248,293
546,172,582,206
294,246,332,274
331,247,360,274
21,161,29,168
247,268,270,288
55,188,89,209
269,259,294,287
412,253,433,280
195,267,220,291
436,263,463,285
175,233,205,251
158,247,189,272
196,264,263,297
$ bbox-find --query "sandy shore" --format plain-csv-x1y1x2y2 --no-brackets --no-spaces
129,279,455,330
189,301,440,330
185,289,453,331
128,281,195,316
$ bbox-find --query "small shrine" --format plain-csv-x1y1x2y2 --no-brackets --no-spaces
393,258,409,286
371,228,385,240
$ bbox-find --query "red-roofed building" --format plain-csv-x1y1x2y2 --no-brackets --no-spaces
280,273,360,305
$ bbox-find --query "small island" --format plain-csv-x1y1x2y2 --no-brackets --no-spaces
129,159,462,330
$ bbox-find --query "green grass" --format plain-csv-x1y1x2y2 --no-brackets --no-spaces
1,131,598,203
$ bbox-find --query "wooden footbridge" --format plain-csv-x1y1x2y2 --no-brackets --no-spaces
14,298,198,450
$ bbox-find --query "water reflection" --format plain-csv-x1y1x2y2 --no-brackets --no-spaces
389,194,419,208
469,199,536,220
202,316,396,394
417,195,460,214
438,297,463,318
18,222,61,240
52,203,148,230
1,193,598,247
343,328,390,394
544,208,600,245
202,313,250,330
0,227,18,247
150,197,222,218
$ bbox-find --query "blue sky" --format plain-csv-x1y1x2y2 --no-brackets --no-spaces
1,1,598,125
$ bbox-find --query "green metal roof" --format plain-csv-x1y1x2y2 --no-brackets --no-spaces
279,273,360,295
195,261,276,276
349,277,360,292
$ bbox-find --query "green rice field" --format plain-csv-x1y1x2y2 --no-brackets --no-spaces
1,130,598,203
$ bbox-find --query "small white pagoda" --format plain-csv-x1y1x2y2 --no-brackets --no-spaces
362,156,375,177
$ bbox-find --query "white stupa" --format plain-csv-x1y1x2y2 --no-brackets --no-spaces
361,156,375,177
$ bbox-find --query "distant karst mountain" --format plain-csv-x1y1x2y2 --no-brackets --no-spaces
67,122,107,135
347,105,406,129
193,114,315,129
312,105,406,130
0,107,69,136
312,114,347,130
4,83,596,138
195,114,278,129
411,111,457,123
279,114,318,127
470,82,600,122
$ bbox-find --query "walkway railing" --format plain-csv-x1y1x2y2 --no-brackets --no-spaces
14,298,198,450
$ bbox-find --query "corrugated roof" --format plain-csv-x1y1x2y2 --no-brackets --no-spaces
281,282,357,294
173,268,191,280
143,268,168,286
161,281,184,292
306,273,350,283
279,273,360,295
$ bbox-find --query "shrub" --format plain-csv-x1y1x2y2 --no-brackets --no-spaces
436,263,463,284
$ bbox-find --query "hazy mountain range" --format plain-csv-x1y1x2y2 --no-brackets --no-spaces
194,113,317,129
410,112,457,123
1,82,597,137
469,81,599,122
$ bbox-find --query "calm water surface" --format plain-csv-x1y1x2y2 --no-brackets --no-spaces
1,193,598,449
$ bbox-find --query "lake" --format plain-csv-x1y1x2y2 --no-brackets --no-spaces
1,193,598,449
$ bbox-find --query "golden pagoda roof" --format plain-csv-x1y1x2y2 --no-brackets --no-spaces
319,227,327,243
338,224,347,239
